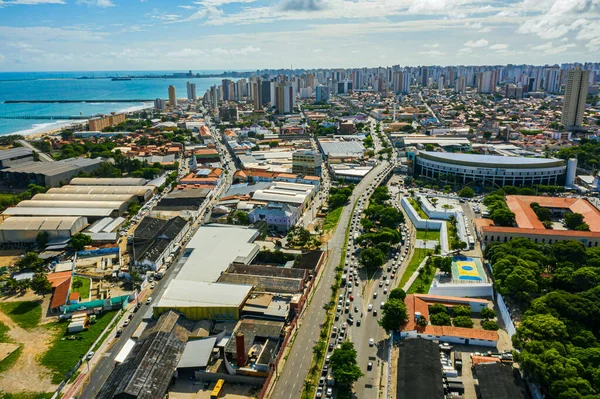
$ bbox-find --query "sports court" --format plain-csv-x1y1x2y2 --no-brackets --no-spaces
452,256,487,282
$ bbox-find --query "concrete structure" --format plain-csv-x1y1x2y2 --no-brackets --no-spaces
415,151,566,186
251,182,315,214
16,200,128,216
477,195,600,248
32,193,136,205
47,185,153,201
292,150,322,176
2,207,114,219
186,81,197,101
154,280,252,321
0,216,87,246
401,197,450,254
566,158,577,187
400,294,498,347
329,164,373,182
562,66,590,129
318,140,365,161
0,157,103,187
315,85,330,103
0,147,34,169
168,85,177,107
133,216,190,270
248,203,299,232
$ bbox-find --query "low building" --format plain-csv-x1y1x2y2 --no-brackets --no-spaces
247,203,298,232
292,150,322,176
155,188,211,211
401,294,498,347
16,200,128,217
0,147,34,169
132,216,190,270
477,195,600,248
0,216,87,247
318,140,365,162
47,271,72,312
475,363,529,399
0,157,103,187
69,177,146,186
329,164,373,182
88,113,125,131
47,185,154,201
153,280,252,321
397,339,444,399
218,263,308,294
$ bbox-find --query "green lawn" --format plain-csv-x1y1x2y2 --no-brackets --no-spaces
0,392,53,399
0,321,11,342
408,198,428,219
399,248,433,289
416,229,441,242
323,207,343,232
0,345,22,374
407,266,437,294
0,301,41,330
72,276,91,300
41,310,117,384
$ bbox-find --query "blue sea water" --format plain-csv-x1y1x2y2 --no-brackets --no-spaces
0,70,232,136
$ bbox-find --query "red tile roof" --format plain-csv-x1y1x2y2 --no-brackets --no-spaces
47,271,72,310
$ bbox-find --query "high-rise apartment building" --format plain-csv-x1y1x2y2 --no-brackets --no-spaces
315,85,330,103
154,98,166,110
562,66,590,129
186,82,197,101
168,85,177,107
221,79,231,101
252,79,263,110
275,83,294,114
477,70,498,94
455,76,466,94
392,71,402,94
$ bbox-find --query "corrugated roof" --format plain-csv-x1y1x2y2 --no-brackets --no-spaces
0,147,33,161
2,157,103,176
156,280,252,308
0,216,82,231
177,337,217,368
3,207,113,217
69,177,146,186
17,200,126,210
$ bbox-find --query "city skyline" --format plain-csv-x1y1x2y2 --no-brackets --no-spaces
0,0,599,71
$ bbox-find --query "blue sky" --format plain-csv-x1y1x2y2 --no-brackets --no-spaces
0,0,599,71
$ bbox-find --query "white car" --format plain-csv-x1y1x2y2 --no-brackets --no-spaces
146,297,153,305
369,338,375,347
368,304,373,311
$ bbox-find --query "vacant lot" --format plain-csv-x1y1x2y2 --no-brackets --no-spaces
71,276,91,301
41,310,117,384
323,207,343,232
416,229,440,242
0,302,42,330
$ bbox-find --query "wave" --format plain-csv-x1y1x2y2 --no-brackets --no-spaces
9,120,80,136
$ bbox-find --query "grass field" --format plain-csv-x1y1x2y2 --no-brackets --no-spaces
399,248,433,289
0,321,11,343
416,229,441,241
0,302,41,330
0,392,53,399
408,198,428,219
0,194,17,202
41,310,117,384
323,207,343,232
407,266,436,294
71,276,90,300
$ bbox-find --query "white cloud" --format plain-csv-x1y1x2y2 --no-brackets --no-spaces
532,41,577,54
279,0,327,11
490,43,508,50
418,50,446,56
211,45,261,55
4,0,64,4
424,43,440,48
464,38,489,47
518,0,600,39
77,0,114,6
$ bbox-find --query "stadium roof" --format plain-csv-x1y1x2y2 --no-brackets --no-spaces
0,147,32,161
3,207,113,217
419,151,565,168
396,339,444,399
175,224,260,283
156,280,252,308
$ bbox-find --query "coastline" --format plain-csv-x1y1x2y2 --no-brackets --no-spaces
3,103,153,141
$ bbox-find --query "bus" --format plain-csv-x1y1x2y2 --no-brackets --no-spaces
210,379,225,399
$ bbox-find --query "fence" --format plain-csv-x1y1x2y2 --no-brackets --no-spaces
496,293,517,337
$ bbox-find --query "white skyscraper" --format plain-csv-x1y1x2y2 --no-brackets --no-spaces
562,66,590,129
186,82,197,101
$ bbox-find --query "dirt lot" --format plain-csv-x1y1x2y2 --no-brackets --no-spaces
0,250,24,268
0,297,58,393
170,379,260,399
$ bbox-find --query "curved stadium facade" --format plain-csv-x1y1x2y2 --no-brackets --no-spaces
415,151,566,186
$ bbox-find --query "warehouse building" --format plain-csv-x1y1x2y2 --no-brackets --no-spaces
474,363,529,399
70,177,146,186
2,207,113,219
153,280,252,321
397,339,444,399
132,216,190,270
16,200,128,217
0,147,34,169
0,157,103,187
0,216,88,247
31,193,137,205
47,185,154,201
155,188,211,211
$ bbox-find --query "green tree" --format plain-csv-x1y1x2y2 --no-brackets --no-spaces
69,233,92,251
30,273,52,295
72,279,83,289
233,211,250,225
359,247,386,270
378,298,408,331
35,231,50,248
429,303,448,315
482,320,499,330
389,288,406,301
453,315,474,328
128,202,141,214
490,207,515,226
458,186,475,198
16,252,44,272
452,305,472,317
480,307,496,319
430,312,452,326
329,342,364,388
565,212,585,230
434,257,452,275
416,316,429,328
513,314,568,350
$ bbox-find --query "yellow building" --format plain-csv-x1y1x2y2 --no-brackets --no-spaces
88,113,126,131
153,280,252,321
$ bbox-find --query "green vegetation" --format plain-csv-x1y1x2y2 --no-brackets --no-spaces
0,321,11,342
564,212,589,231
483,193,515,226
453,315,474,328
363,203,404,229
399,248,433,288
557,138,600,170
0,346,22,373
447,216,467,251
358,247,386,271
0,184,48,213
406,255,450,294
0,391,53,399
72,276,91,300
430,312,451,326
416,229,440,242
0,301,41,330
41,310,117,384
452,305,472,317
458,186,475,198
323,207,343,232
482,320,499,330
327,184,354,210
378,298,408,331
286,226,319,248
408,198,428,219
530,202,552,222
69,233,92,251
486,238,600,399
329,342,364,388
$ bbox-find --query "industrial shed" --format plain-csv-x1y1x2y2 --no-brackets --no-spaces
47,185,154,201
31,193,137,205
155,188,211,211
70,177,146,186
2,207,113,219
16,200,128,216
475,363,529,399
0,216,88,246
96,311,195,399
397,339,444,399
132,216,190,270
0,157,103,187
0,147,34,169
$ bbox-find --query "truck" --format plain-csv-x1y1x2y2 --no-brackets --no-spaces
454,352,463,373
341,274,347,285
155,266,167,280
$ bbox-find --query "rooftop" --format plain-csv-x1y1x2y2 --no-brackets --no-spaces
396,338,444,399
0,147,33,161
475,363,529,399
2,157,103,176
418,151,565,169
156,280,252,309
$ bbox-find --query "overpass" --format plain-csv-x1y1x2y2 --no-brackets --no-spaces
16,140,55,162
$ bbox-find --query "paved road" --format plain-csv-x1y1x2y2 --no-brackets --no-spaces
270,159,389,399
17,139,55,162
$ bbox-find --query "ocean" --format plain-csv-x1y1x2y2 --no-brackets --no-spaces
0,71,233,136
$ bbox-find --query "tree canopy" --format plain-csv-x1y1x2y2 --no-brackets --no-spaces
329,342,364,387
69,233,92,251
378,298,408,331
